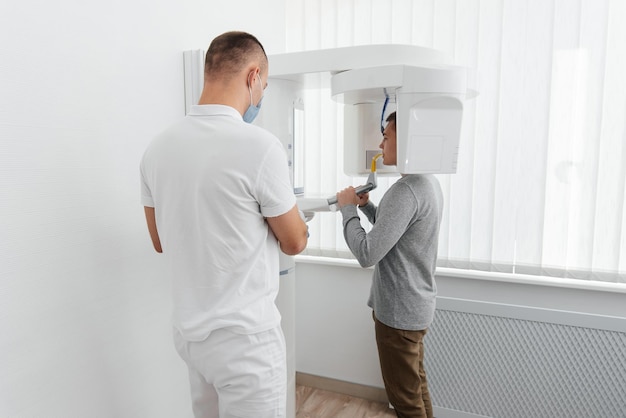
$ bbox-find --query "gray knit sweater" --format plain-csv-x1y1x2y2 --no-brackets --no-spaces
340,174,443,330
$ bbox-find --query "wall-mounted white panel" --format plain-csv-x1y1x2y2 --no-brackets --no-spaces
183,49,205,115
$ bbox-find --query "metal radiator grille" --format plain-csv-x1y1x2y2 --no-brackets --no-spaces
427,307,626,418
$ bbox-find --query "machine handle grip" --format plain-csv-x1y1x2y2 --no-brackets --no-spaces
354,183,375,196
327,182,375,206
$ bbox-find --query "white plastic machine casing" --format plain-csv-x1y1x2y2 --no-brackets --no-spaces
333,64,468,174
267,45,474,177
251,78,303,418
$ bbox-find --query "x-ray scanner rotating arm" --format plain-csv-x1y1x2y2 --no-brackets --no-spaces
182,45,477,214
331,64,473,175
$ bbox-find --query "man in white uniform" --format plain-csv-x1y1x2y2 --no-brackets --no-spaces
140,31,308,418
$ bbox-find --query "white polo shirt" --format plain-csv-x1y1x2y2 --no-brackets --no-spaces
140,105,295,341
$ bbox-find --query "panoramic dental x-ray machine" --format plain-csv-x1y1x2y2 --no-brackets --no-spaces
183,44,475,418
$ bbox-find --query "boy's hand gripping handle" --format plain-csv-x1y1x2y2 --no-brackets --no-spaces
327,154,382,206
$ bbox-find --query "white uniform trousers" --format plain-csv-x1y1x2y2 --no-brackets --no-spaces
173,325,286,418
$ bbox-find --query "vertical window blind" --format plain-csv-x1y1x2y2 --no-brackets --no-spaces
286,0,626,283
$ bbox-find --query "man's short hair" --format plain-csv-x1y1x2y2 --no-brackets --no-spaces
386,111,396,127
205,31,267,78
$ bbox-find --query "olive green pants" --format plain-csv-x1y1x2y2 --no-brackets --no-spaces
374,312,433,418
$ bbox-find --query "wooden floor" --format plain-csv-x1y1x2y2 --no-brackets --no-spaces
296,385,396,418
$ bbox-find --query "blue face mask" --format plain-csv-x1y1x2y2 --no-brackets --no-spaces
243,96,263,123
243,74,263,123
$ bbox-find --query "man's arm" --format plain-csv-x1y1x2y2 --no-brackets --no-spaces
266,205,308,255
339,183,417,268
143,206,163,253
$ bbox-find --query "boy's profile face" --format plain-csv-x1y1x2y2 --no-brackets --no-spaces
380,121,397,166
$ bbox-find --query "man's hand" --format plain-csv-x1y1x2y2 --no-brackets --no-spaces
336,186,369,209
355,191,370,207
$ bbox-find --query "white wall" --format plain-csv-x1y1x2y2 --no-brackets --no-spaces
0,1,285,417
